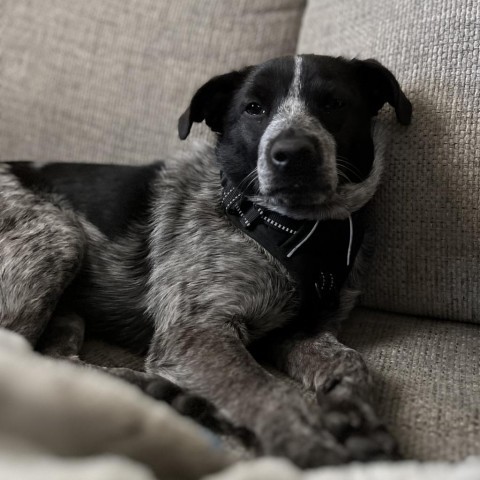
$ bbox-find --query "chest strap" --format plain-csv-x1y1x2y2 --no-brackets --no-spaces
221,174,365,318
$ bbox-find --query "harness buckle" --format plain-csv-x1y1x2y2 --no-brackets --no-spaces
239,205,262,229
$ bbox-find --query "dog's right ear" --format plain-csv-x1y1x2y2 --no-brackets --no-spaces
178,67,252,140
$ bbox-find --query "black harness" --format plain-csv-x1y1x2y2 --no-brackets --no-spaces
221,175,365,320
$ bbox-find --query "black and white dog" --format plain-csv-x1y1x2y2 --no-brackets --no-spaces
0,54,411,467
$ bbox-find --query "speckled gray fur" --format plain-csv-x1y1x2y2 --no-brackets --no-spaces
0,164,85,343
0,141,393,466
142,139,395,465
0,53,412,467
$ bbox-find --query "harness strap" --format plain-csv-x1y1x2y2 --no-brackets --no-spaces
220,173,365,319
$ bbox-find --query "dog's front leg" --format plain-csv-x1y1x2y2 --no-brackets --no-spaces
0,166,85,344
146,324,350,468
255,327,399,461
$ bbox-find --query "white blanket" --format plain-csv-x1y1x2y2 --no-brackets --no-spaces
0,328,478,480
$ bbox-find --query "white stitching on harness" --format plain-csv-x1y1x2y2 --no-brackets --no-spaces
256,207,297,235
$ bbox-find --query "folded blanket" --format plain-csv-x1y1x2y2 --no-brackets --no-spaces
205,457,480,480
1,328,478,480
0,328,232,479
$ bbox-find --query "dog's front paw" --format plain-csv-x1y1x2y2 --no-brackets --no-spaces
258,419,349,467
254,392,350,468
316,377,400,461
311,348,399,461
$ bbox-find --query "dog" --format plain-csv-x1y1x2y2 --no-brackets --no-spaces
0,54,411,467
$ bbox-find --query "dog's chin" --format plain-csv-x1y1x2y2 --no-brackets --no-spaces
253,188,338,221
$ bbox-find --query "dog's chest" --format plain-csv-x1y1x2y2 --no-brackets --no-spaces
148,213,298,342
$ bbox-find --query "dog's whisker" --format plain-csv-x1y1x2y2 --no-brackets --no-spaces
336,159,362,182
237,168,259,195
336,159,361,175
236,169,255,190
336,157,363,178
337,166,355,182
337,171,352,183
244,175,259,195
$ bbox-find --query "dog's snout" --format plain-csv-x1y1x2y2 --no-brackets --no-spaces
269,137,319,171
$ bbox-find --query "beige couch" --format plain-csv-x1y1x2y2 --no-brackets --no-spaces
0,0,478,477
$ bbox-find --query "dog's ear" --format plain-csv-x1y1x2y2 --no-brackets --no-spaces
178,67,253,140
354,59,412,125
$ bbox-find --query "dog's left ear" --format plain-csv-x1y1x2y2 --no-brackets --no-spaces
178,67,253,140
354,59,412,125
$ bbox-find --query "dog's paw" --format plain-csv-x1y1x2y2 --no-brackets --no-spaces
310,348,400,461
253,390,351,468
314,348,372,400
316,379,400,461
257,418,349,467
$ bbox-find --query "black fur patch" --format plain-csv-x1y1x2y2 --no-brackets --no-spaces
9,162,164,239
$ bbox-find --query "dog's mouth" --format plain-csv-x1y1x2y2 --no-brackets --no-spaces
266,183,334,202
251,182,336,219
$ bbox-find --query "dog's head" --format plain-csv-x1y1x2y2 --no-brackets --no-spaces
179,54,411,219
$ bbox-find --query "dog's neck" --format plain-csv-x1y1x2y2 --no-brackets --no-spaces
220,172,365,317
217,122,388,316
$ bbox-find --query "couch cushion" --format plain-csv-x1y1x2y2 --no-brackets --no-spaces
340,308,480,461
0,0,305,164
298,0,480,323
80,308,480,461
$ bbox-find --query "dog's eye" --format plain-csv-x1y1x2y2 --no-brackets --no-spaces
321,97,344,112
244,102,266,116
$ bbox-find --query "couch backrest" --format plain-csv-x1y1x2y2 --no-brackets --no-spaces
298,0,480,323
0,0,305,163
2,0,478,324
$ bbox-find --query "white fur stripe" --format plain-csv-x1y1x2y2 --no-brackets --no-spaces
291,55,302,99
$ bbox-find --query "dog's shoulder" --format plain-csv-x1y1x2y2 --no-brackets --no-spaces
151,141,222,228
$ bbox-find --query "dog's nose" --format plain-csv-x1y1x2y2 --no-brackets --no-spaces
269,137,318,171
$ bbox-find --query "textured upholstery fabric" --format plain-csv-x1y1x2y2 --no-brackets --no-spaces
298,0,480,323
80,307,480,462
0,0,305,164
340,308,480,461
2,326,480,477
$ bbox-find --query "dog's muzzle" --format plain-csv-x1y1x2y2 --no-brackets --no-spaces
264,130,335,199
257,105,339,212
268,131,320,177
